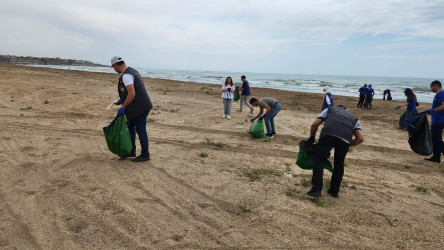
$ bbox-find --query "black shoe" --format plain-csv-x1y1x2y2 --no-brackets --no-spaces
271,131,276,135
306,189,321,197
118,152,136,158
131,155,150,162
327,189,339,198
424,157,441,163
266,134,274,138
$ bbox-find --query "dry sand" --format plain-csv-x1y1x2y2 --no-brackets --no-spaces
0,64,443,249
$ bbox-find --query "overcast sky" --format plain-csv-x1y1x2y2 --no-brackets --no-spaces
1,0,444,78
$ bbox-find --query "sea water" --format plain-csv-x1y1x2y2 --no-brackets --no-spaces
31,65,438,103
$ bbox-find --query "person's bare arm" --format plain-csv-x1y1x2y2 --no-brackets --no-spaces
262,104,272,116
122,84,135,108
253,107,265,120
310,118,324,137
350,129,364,146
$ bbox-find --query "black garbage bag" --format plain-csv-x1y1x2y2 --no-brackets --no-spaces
296,140,333,173
406,112,433,156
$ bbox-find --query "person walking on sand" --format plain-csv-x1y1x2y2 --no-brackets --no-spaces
364,84,374,109
238,75,254,113
221,76,235,119
249,97,282,138
111,56,152,162
395,88,418,131
306,105,364,198
357,84,367,108
425,80,444,163
322,86,334,110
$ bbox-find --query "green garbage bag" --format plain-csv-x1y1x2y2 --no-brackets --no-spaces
103,115,133,155
233,87,240,101
250,120,267,138
296,140,333,173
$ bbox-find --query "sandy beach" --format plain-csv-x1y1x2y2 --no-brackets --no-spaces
0,64,443,249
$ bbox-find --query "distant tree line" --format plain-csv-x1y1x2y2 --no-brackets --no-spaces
0,55,106,67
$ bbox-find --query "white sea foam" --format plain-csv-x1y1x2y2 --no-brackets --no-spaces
30,65,437,103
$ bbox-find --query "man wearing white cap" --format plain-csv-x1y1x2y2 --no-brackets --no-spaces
111,56,153,162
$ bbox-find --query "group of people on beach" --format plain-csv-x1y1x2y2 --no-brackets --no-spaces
221,75,282,138
357,84,375,109
109,56,444,198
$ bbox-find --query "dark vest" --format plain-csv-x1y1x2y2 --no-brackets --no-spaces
320,107,358,143
118,67,153,119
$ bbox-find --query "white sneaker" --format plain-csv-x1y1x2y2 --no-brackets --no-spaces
227,115,231,119
222,115,226,118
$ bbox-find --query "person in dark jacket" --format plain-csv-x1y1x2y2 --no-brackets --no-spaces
238,75,254,113
357,84,367,108
111,56,153,162
322,86,334,110
306,105,364,198
395,88,418,131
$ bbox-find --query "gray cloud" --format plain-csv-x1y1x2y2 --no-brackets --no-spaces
1,0,444,76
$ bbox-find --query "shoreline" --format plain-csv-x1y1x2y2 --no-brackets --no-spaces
0,63,442,249
24,64,436,103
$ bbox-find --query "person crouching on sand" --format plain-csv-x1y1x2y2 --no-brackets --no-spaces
306,105,364,198
249,97,282,138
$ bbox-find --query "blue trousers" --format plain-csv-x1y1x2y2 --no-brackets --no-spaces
223,98,233,116
126,111,150,158
264,102,282,135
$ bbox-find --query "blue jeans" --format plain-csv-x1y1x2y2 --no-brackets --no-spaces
431,123,444,160
126,111,150,158
223,98,233,116
264,102,282,135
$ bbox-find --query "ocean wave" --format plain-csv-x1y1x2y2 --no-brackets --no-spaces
29,65,436,103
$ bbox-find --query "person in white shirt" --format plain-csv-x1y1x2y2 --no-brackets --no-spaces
221,77,235,119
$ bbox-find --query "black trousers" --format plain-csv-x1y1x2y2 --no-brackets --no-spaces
357,96,365,107
311,135,350,193
431,123,444,160
364,97,373,109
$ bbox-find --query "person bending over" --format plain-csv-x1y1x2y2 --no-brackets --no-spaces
306,105,364,198
249,97,282,138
